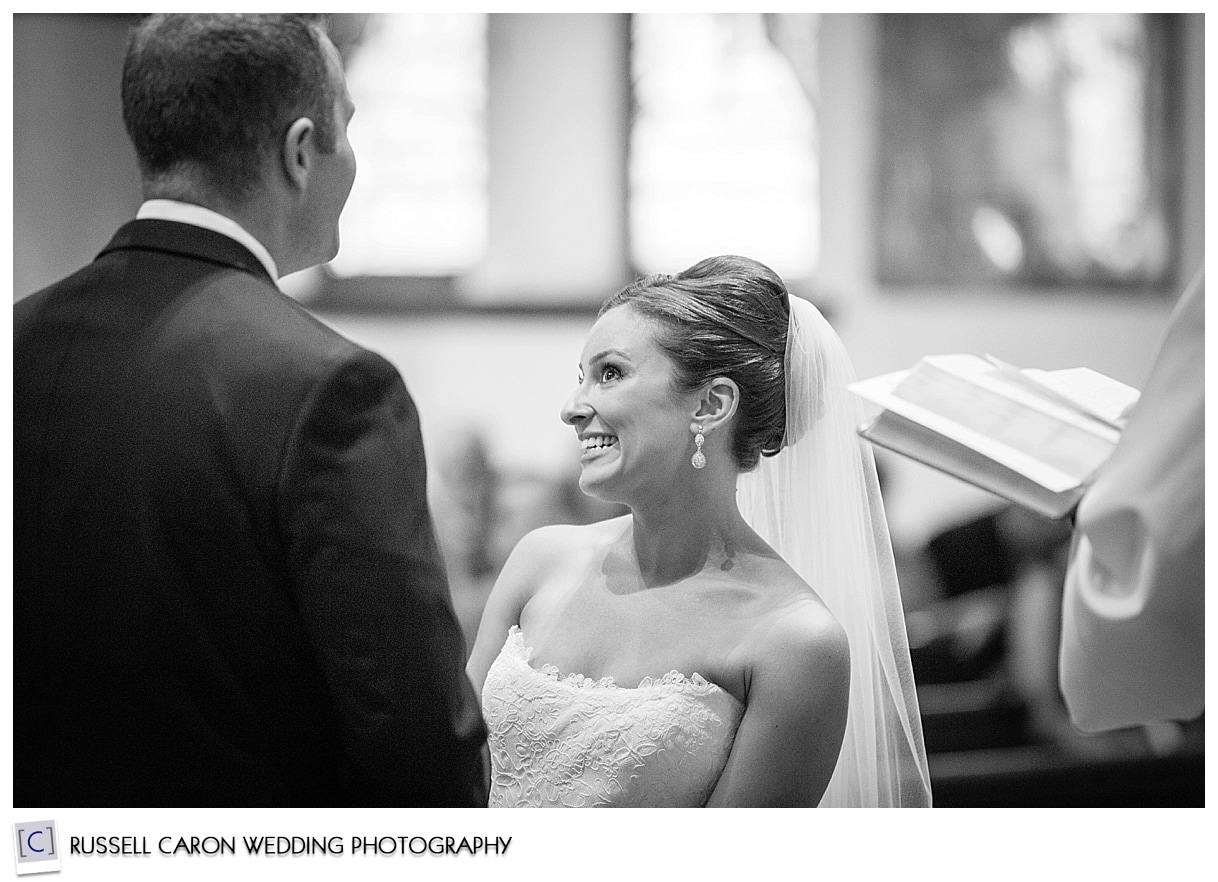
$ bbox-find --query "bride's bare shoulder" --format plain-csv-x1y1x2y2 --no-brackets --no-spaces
503,515,629,572
747,594,850,695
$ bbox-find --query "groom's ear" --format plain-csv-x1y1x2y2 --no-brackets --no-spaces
691,377,739,433
281,116,315,192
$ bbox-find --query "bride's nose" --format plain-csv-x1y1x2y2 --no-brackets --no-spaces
561,385,592,427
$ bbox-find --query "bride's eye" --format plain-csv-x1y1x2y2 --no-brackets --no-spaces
600,364,622,382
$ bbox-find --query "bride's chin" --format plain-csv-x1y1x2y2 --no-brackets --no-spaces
576,471,617,503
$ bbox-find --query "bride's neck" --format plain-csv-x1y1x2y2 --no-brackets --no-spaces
625,482,754,587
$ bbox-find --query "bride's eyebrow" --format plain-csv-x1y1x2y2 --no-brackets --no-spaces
587,348,629,365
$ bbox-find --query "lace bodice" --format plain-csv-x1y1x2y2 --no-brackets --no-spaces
482,626,743,807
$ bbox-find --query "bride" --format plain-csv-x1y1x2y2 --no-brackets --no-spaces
466,255,931,807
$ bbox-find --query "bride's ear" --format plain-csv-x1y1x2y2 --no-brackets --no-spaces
691,377,739,434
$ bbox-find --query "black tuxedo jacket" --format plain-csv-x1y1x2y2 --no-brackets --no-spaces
14,220,488,807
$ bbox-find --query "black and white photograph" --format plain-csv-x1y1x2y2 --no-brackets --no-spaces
7,10,1208,880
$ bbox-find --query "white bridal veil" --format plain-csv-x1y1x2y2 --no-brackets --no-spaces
737,296,933,807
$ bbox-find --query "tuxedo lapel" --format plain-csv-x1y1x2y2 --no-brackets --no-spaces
98,219,275,285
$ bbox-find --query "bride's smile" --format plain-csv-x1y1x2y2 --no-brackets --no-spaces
578,432,617,457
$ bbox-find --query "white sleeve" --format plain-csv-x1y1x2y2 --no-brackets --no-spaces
1059,273,1205,732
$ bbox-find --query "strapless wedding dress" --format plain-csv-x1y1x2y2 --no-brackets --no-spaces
482,626,743,807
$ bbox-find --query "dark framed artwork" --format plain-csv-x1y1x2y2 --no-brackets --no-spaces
876,13,1182,290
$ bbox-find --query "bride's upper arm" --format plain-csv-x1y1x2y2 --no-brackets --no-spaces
705,607,850,807
465,526,561,696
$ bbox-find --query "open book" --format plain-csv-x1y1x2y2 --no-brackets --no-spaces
849,355,1140,520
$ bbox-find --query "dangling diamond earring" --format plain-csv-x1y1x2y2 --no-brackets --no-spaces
691,425,707,469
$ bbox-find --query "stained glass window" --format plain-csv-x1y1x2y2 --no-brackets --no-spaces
877,13,1177,288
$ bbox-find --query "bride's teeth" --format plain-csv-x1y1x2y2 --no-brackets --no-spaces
583,435,615,450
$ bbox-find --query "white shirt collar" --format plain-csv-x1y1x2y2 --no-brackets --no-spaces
136,199,279,281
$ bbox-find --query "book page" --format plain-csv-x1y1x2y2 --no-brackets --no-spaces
848,355,1132,492
849,369,1091,491
922,355,1121,442
891,358,1115,489
1022,367,1140,424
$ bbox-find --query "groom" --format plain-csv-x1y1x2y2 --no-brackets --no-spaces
13,14,487,806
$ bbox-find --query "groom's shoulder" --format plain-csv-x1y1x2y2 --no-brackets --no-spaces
221,290,387,379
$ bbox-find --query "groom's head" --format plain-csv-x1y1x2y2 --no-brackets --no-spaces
121,14,358,273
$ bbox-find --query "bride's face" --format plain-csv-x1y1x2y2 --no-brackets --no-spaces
561,305,697,503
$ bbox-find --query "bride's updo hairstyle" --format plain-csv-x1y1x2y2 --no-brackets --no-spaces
599,255,789,471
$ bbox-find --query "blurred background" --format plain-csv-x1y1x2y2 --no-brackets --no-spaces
12,13,1205,806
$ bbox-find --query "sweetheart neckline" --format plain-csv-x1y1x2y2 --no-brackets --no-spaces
502,625,742,705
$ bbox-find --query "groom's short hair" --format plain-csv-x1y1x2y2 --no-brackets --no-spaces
121,13,338,202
